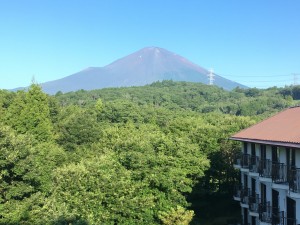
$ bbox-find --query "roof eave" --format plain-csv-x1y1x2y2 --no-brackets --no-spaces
229,137,300,148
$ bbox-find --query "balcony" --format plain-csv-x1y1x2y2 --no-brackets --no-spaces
258,205,297,225
259,201,272,224
233,153,242,169
249,155,260,176
272,163,289,190
241,154,250,171
285,218,297,225
233,185,242,201
234,153,251,171
272,210,284,225
288,168,300,198
273,211,297,225
240,188,250,208
259,159,272,182
272,163,288,183
249,193,260,217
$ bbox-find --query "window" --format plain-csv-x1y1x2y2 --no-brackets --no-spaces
251,143,256,156
261,183,266,204
260,144,266,160
243,142,248,154
244,174,248,188
272,146,279,162
286,148,295,168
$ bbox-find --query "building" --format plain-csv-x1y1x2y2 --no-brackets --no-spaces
231,106,300,225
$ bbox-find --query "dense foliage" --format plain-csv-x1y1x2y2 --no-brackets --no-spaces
0,81,298,224
56,80,295,117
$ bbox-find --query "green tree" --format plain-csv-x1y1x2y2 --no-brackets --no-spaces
0,125,34,204
5,84,54,142
43,153,155,225
0,125,67,224
95,98,104,112
99,122,209,210
159,206,194,225
57,106,100,150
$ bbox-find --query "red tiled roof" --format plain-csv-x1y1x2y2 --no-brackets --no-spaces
231,106,300,144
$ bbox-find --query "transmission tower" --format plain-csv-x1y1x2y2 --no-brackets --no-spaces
208,69,215,85
293,73,299,86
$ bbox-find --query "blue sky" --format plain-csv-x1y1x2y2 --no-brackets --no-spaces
1,0,300,89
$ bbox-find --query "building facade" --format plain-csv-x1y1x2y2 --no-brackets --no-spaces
231,106,300,225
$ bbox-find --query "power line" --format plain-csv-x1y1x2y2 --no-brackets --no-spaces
216,73,299,82
229,80,292,83
212,72,300,88
217,74,292,78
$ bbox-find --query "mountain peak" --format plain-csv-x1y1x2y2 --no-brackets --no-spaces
139,46,174,55
37,47,247,94
141,46,165,51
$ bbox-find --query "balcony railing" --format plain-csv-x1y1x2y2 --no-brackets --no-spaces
258,204,297,225
286,217,297,225
272,211,297,225
272,163,288,184
288,167,300,193
259,159,272,178
249,193,260,214
249,155,260,173
241,154,250,169
274,214,298,225
233,185,242,200
272,209,283,225
234,153,251,169
259,201,272,223
234,152,242,167
241,188,250,205
234,153,242,167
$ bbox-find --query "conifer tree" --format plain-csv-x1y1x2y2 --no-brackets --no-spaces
5,84,53,142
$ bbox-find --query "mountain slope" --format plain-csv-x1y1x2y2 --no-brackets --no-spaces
39,47,246,94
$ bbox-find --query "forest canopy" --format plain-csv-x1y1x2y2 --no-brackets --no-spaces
0,81,298,224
